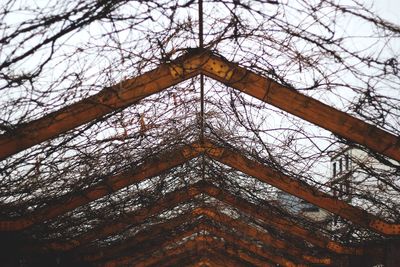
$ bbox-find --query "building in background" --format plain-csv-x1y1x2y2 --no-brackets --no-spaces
328,145,398,231
329,146,391,204
276,191,329,222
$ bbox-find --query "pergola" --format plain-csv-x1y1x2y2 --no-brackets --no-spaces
0,1,399,267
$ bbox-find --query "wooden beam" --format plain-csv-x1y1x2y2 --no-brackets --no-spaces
194,207,333,265
0,141,203,231
156,254,207,267
128,224,302,267
38,139,369,252
101,223,208,266
3,50,398,164
0,51,213,160
79,210,201,261
157,250,248,267
202,139,400,236
186,256,246,267
36,181,207,251
200,53,400,162
145,245,267,267
99,231,275,267
199,181,361,255
78,205,330,265
35,181,358,256
199,223,308,267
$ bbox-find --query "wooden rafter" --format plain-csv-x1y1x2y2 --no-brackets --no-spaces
194,207,333,265
200,52,400,162
199,181,361,255
200,223,308,267
187,257,243,267
77,206,331,265
1,51,398,162
201,139,400,235
78,209,202,262
98,228,282,267
0,53,203,160
0,141,202,231
158,252,248,267
36,181,205,251
98,221,211,266
36,181,358,256
98,221,209,266
136,246,263,267
5,139,399,236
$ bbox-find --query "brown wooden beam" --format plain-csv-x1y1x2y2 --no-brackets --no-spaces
155,254,207,267
187,256,244,267
132,224,303,267
7,101,380,241
157,250,248,267
78,205,330,265
100,245,204,267
1,52,396,236
35,181,358,256
101,222,208,266
199,223,308,267
0,141,203,231
143,245,267,267
194,207,333,265
3,50,398,164
198,181,360,255
200,53,400,162
0,52,210,161
79,210,201,261
99,231,275,267
188,258,221,267
197,236,275,267
187,258,217,267
202,139,400,236
36,181,207,251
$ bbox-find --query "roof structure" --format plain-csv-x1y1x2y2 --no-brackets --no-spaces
0,1,400,267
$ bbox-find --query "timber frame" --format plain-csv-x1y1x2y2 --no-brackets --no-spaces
1,48,399,267
1,50,399,162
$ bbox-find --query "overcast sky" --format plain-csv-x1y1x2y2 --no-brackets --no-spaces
374,0,400,23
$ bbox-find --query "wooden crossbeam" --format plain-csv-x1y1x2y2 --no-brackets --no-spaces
0,53,205,160
27,180,358,255
200,53,400,162
194,207,333,265
79,210,201,261
187,256,244,267
1,50,398,236
199,181,360,255
78,206,330,265
103,223,205,266
186,256,238,267
200,223,308,267
9,137,397,237
38,181,206,251
100,222,209,266
1,51,398,163
202,139,400,236
159,252,247,267
99,228,279,267
141,245,266,267
0,141,203,231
